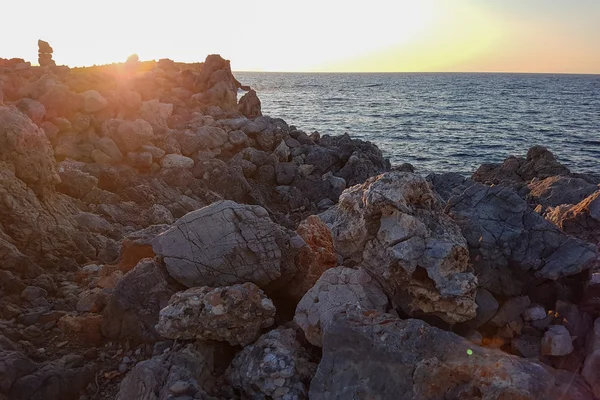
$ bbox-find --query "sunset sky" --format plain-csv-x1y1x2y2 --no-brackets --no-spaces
3,0,599,73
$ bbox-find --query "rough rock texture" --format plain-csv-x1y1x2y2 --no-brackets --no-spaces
541,325,574,356
527,175,598,208
291,215,338,300
309,307,594,400
117,343,217,400
426,172,475,203
321,171,477,323
447,182,598,296
156,282,276,346
226,323,318,400
546,190,600,244
152,200,306,289
583,318,600,398
102,258,179,343
295,267,389,347
238,89,262,119
473,146,571,187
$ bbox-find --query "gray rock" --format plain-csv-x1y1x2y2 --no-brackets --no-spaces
527,175,598,208
322,171,477,324
156,283,275,346
447,183,598,296
275,162,297,185
227,324,318,400
109,119,153,153
490,296,531,328
160,154,194,169
546,190,600,244
95,137,124,162
21,286,47,302
294,267,388,347
309,306,593,400
426,172,475,203
523,305,547,321
152,200,305,288
228,130,248,146
512,335,542,358
238,89,262,119
541,325,573,356
196,126,228,149
127,151,153,169
463,288,499,329
582,318,600,398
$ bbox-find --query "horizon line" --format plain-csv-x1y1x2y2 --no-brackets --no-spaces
233,70,600,76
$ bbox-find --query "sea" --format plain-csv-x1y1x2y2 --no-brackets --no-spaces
235,72,600,176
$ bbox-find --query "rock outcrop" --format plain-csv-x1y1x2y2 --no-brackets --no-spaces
321,171,477,324
546,190,600,244
37,40,55,67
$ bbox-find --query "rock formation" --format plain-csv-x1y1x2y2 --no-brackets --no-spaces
37,40,55,67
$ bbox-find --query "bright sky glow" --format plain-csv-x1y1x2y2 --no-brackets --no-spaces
2,0,599,73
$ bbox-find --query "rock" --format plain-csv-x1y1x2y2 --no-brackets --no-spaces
582,318,600,398
39,84,82,119
81,89,108,113
118,225,169,270
127,151,153,169
152,200,305,289
116,343,216,400
15,98,45,124
523,305,547,321
527,175,598,208
56,168,98,199
196,126,229,149
139,99,172,132
95,137,124,162
160,154,194,169
238,89,262,119
274,140,290,162
291,215,338,300
7,353,97,400
512,335,542,358
156,282,275,346
228,130,248,146
446,183,598,296
0,350,37,393
110,119,153,153
275,162,297,185
20,286,48,302
309,306,593,400
57,314,103,345
295,267,389,347
321,171,477,324
226,324,317,400
140,144,166,159
90,148,113,163
102,258,179,343
473,146,571,187
37,39,56,67
546,190,600,244
462,288,499,329
427,172,475,203
541,325,574,356
490,296,531,328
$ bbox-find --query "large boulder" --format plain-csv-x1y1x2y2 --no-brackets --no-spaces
321,171,477,324
546,190,600,244
238,89,262,119
152,200,306,289
156,282,276,346
102,258,179,343
226,323,318,400
309,307,594,400
446,183,598,296
527,175,598,208
109,119,153,153
295,267,389,347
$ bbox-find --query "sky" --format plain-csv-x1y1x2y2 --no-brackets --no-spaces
2,0,599,73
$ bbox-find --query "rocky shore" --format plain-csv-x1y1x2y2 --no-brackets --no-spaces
0,50,599,400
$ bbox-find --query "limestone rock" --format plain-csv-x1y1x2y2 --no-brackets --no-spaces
226,324,318,400
156,282,275,346
309,306,594,400
295,267,389,347
447,183,598,296
152,200,305,289
322,171,477,324
541,325,574,356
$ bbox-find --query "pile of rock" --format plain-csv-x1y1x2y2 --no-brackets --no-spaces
37,40,55,67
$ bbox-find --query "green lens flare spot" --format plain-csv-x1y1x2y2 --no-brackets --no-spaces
467,349,473,356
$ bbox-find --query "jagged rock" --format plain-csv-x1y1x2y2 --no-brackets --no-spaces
39,84,82,119
295,267,389,347
117,343,217,400
139,99,173,132
228,130,248,146
309,306,594,400
95,136,124,162
80,89,108,113
546,190,600,244
57,314,103,345
127,151,153,169
523,305,547,321
291,215,338,300
102,258,179,343
152,200,306,289
321,171,477,324
490,296,531,328
238,89,262,119
226,323,318,400
527,175,598,208
462,288,499,329
427,172,475,203
109,119,153,153
160,154,194,169
0,350,37,393
473,146,571,187
447,182,598,296
156,282,275,346
541,325,574,356
56,168,98,199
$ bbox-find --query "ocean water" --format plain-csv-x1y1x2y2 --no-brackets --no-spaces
235,72,600,175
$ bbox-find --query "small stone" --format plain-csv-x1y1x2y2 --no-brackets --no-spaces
169,380,191,394
118,363,129,374
523,305,547,321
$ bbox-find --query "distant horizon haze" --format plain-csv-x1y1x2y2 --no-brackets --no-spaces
3,0,599,74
